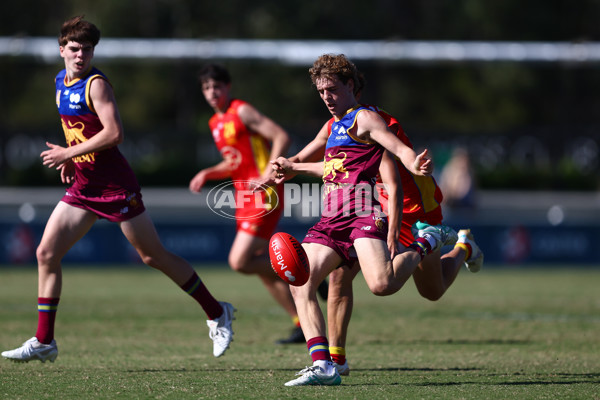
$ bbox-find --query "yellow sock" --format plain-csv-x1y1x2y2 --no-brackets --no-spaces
329,346,346,364
456,242,472,260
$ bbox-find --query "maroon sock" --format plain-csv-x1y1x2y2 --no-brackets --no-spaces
307,336,331,363
180,273,223,320
35,297,60,344
409,237,432,260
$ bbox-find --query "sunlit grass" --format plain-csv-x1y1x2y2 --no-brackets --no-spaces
0,265,598,399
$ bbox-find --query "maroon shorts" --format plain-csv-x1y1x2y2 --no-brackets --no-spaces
62,190,146,223
303,212,388,266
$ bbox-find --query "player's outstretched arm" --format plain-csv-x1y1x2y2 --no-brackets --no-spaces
189,160,233,193
358,110,433,177
271,157,324,183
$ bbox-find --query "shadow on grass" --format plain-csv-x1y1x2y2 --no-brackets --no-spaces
405,372,600,387
126,366,480,373
365,338,531,345
411,379,600,386
124,369,600,388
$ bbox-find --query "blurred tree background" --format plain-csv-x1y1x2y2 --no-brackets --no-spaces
1,0,599,190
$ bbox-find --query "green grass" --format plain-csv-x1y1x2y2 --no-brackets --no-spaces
0,265,599,399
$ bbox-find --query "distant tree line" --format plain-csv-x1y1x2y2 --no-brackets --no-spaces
1,0,599,189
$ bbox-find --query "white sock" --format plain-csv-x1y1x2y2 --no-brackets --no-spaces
314,360,332,373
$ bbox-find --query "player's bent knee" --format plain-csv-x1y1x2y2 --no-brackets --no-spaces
289,283,312,300
36,245,60,266
228,258,253,274
138,253,163,270
417,286,444,301
366,279,396,296
421,292,443,301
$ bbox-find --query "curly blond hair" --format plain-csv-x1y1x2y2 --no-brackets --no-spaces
309,54,363,95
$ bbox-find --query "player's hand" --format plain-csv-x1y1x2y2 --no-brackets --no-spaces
413,149,433,176
58,160,75,184
40,142,69,169
250,174,276,192
271,157,296,184
189,171,207,193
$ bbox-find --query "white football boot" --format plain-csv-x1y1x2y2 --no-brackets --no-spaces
2,337,58,363
412,220,458,253
284,363,342,386
333,360,350,376
457,229,484,273
207,302,236,357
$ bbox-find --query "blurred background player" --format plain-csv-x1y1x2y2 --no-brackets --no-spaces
439,146,477,210
1,16,235,363
190,64,326,344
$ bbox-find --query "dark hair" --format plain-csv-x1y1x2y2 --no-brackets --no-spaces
198,63,231,85
58,15,100,47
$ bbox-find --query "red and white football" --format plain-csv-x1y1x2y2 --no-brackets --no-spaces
269,232,310,286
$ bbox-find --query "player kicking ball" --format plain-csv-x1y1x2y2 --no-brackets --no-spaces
270,54,465,386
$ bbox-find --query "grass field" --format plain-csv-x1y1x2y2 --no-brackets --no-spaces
0,265,599,399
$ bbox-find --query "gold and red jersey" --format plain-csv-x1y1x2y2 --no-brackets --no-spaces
208,99,272,190
207,99,283,238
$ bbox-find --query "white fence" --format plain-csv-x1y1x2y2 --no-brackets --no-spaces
2,37,600,65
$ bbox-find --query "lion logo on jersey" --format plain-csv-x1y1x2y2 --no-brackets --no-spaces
62,119,87,145
62,119,95,162
374,215,386,231
323,151,349,181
